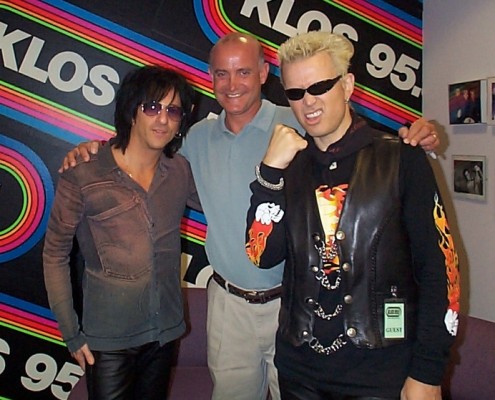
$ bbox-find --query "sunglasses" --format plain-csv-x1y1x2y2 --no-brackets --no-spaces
284,76,342,101
141,101,185,122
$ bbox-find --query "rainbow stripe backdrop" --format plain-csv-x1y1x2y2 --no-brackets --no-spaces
194,0,423,129
0,0,421,345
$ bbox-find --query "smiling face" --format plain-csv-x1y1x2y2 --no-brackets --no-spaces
130,89,182,152
209,36,269,131
282,52,354,150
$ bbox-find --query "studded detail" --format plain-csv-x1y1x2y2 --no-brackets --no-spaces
346,327,357,337
336,231,345,240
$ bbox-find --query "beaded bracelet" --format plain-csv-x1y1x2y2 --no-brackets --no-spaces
255,164,284,191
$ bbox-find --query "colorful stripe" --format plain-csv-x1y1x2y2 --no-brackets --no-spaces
0,293,64,346
0,136,53,262
181,208,207,246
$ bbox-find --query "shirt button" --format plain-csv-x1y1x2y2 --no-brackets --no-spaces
344,294,353,304
347,327,357,337
342,262,351,272
311,265,319,273
336,231,345,240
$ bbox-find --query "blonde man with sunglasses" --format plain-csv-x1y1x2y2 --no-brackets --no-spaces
245,31,459,400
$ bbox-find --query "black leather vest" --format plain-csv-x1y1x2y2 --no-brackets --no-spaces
279,132,418,349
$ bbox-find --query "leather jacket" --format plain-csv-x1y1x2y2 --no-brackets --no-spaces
279,132,418,349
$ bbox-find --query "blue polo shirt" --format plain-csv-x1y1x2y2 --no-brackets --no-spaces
181,100,302,290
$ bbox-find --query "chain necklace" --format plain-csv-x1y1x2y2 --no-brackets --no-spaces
313,240,341,290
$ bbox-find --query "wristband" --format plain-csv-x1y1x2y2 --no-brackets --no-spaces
255,164,284,191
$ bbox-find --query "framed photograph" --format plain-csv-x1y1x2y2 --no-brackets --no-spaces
453,155,486,200
487,77,495,125
448,80,487,124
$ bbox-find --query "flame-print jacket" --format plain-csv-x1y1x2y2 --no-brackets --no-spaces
245,119,460,386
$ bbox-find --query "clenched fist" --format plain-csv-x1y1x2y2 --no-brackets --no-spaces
263,124,308,169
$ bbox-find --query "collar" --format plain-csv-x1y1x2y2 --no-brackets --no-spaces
104,139,168,176
306,112,373,165
217,99,278,136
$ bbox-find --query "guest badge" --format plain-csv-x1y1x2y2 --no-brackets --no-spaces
384,298,406,339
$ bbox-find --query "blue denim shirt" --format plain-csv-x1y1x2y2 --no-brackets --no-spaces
43,143,200,352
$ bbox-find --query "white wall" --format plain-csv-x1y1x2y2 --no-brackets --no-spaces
424,0,495,322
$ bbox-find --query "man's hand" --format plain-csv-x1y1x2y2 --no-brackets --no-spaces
399,118,439,152
400,377,442,400
58,141,101,173
263,124,308,169
71,343,95,371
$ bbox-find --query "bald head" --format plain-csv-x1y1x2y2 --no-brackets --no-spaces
209,32,265,67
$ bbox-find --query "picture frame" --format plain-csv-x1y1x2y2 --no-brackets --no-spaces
487,77,495,125
452,155,487,200
448,80,487,124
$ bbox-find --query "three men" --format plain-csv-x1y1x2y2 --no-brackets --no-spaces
60,33,440,399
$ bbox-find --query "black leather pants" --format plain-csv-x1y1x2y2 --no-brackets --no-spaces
85,340,176,400
279,373,399,400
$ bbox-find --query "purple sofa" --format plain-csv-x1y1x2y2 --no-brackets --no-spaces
69,291,495,400
441,313,495,399
168,288,213,399
68,288,213,400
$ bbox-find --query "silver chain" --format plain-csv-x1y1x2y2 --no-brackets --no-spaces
310,236,347,355
308,334,347,355
313,239,341,290
314,303,342,320
316,270,341,290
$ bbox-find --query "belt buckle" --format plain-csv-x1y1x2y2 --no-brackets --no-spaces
245,290,266,304
242,290,256,304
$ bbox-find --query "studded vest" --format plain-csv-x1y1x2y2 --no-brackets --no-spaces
279,132,418,349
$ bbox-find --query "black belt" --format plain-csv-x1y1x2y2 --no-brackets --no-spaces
212,272,282,304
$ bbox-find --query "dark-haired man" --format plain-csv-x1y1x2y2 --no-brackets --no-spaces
43,65,200,400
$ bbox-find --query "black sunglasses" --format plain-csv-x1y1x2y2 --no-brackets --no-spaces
141,101,185,122
284,76,342,101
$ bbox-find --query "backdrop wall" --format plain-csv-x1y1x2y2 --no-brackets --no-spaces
0,1,424,398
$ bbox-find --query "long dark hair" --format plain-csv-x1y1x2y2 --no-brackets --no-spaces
113,65,195,157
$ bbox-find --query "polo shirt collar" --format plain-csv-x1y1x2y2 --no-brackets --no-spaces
216,99,276,135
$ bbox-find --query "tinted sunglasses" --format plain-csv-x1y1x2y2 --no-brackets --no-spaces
284,76,342,101
141,101,185,122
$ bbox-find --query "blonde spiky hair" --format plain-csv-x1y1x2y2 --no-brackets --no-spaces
278,31,354,81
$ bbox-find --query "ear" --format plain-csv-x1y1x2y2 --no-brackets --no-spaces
342,73,355,100
259,62,269,85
